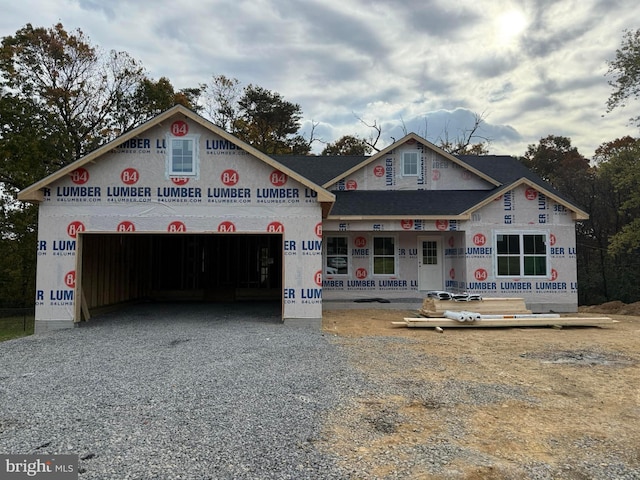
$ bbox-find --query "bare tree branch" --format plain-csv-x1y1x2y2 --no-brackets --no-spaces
354,113,382,152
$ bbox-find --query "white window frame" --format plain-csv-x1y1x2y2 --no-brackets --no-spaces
166,134,200,178
372,235,397,276
401,151,419,177
325,236,349,275
494,231,549,277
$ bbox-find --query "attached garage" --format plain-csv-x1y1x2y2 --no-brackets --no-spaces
20,105,332,332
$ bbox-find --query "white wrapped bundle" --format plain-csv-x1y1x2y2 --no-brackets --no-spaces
444,310,480,322
467,311,481,322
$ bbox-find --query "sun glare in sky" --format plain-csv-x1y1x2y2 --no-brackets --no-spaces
496,9,528,46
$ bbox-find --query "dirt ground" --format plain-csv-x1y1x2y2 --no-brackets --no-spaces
320,302,640,479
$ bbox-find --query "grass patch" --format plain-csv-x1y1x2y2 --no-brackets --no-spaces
0,315,35,342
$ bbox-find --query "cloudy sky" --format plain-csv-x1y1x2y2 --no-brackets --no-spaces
2,0,639,157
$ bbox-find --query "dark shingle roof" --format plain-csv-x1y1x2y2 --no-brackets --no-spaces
274,154,546,190
458,155,540,185
459,155,583,208
270,153,584,216
271,155,367,186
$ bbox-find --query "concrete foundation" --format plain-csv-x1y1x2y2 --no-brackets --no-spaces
35,320,75,334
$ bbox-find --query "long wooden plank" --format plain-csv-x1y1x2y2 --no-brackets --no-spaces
397,317,617,328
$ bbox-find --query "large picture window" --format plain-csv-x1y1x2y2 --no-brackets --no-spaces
402,151,419,176
326,237,348,274
167,135,199,177
373,237,396,275
496,233,547,276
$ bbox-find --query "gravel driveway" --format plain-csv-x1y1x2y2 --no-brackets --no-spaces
0,303,364,479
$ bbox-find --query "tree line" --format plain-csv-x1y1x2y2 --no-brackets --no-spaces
1,23,639,308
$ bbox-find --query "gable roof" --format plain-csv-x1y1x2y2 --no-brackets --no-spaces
325,176,588,221
276,151,588,221
323,132,501,188
18,105,335,204
458,155,588,219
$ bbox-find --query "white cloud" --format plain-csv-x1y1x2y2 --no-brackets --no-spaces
1,0,639,158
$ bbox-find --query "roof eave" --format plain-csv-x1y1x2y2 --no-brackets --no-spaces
326,214,471,221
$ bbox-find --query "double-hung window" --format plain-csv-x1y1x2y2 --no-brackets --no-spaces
167,135,199,177
373,236,396,275
326,237,348,274
496,233,547,276
402,151,419,176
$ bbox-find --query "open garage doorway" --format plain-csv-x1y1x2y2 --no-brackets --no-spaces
75,233,283,321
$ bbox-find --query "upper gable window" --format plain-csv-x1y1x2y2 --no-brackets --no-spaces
166,134,200,177
402,151,419,176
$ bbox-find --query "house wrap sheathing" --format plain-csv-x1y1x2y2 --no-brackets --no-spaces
19,106,588,333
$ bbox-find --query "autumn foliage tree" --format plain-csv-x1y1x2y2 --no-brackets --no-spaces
606,28,640,127
202,77,313,154
0,23,147,162
521,135,591,203
234,85,310,154
322,135,371,155
0,24,188,308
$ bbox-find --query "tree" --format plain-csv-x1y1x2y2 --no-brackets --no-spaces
0,23,186,309
0,94,61,193
606,29,640,127
573,136,640,304
521,135,591,201
201,78,313,154
113,77,201,134
0,202,38,308
432,112,491,155
234,84,310,154
322,135,372,155
596,137,640,254
358,111,491,155
202,74,242,131
0,23,146,160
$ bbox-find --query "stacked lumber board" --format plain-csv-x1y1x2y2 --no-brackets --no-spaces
394,316,617,328
397,296,617,329
420,297,531,317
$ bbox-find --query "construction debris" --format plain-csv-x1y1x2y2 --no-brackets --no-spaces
396,294,617,329
426,291,482,301
421,297,531,317
443,310,482,322
393,316,617,328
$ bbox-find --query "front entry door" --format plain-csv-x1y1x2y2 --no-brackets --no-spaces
418,236,443,291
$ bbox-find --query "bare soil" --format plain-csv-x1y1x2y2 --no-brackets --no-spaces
320,305,640,479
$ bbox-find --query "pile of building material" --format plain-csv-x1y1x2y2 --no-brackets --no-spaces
395,315,617,328
421,297,531,317
394,295,616,329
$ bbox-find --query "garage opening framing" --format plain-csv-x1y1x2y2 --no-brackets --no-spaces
74,232,284,322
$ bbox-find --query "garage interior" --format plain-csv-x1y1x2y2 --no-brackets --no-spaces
77,233,283,319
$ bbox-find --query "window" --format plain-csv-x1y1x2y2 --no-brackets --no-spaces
402,151,419,176
373,237,395,275
422,240,438,265
167,135,199,177
326,237,348,274
496,233,547,276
